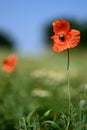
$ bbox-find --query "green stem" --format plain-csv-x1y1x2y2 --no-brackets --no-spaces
66,49,72,130
67,49,69,71
67,49,71,108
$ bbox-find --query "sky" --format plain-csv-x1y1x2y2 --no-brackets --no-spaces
0,0,87,55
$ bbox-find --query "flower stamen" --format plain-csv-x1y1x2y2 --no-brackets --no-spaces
59,34,65,41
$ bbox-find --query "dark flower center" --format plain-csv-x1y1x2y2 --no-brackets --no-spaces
59,34,65,41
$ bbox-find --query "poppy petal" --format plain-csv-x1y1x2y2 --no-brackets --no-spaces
52,20,70,35
3,54,18,72
52,42,68,52
51,35,69,52
67,29,80,48
3,64,14,72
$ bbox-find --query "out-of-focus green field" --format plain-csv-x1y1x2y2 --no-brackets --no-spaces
0,49,87,130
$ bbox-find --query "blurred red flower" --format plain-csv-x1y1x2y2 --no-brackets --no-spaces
3,54,18,72
51,19,80,52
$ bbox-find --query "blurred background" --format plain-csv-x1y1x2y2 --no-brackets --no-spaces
0,0,87,130
0,0,87,55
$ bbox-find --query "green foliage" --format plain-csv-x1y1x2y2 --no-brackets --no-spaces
0,31,15,50
18,105,87,130
0,50,87,129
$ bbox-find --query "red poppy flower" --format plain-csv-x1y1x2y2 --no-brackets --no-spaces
51,19,80,52
3,54,18,72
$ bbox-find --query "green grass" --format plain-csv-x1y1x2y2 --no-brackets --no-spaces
0,49,87,129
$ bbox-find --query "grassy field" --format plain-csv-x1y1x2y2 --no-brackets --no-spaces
0,48,87,130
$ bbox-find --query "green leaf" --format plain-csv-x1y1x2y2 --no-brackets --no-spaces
43,109,52,117
19,117,27,130
42,120,61,130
